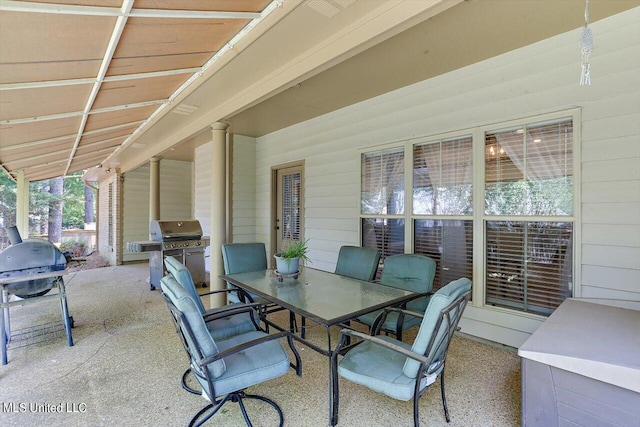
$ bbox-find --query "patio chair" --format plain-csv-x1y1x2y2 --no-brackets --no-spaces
334,245,381,281
164,256,261,394
296,245,381,339
160,275,302,427
221,243,269,305
222,242,294,331
355,254,436,341
330,277,472,427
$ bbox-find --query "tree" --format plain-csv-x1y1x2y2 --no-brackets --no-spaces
84,183,95,224
48,177,64,244
0,172,17,249
62,173,86,229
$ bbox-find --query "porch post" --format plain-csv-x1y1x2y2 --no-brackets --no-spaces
209,122,228,308
149,157,161,224
15,170,29,239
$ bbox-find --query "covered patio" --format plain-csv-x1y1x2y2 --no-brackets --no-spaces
0,263,520,426
1,1,639,425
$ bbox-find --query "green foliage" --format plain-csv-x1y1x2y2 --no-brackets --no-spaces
278,239,311,263
62,172,86,229
26,173,88,232
0,173,17,225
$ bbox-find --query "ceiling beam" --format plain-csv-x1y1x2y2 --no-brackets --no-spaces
0,67,201,91
2,100,165,125
103,0,288,166
0,1,261,19
64,0,134,176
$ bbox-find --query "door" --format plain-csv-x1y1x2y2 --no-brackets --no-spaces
273,164,304,262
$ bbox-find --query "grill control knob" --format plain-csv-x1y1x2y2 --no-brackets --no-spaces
195,241,201,246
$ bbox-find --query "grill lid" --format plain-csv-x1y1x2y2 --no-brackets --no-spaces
0,238,67,298
149,220,202,242
0,239,67,278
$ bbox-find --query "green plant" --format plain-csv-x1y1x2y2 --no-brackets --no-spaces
277,239,311,264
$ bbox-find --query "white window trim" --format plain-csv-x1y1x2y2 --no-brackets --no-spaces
476,108,581,319
359,107,581,321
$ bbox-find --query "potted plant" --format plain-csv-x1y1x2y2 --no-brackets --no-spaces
274,239,310,275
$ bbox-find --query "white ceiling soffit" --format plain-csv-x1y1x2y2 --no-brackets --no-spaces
110,0,465,173
0,0,284,181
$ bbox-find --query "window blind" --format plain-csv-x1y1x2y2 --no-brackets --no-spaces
485,119,573,216
108,182,114,248
414,219,473,290
361,147,404,215
362,218,405,259
281,171,301,241
413,136,473,215
484,117,574,314
485,221,573,315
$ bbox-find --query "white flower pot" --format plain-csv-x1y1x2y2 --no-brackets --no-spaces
274,254,300,274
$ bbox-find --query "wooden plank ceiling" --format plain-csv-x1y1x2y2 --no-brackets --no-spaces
0,0,274,181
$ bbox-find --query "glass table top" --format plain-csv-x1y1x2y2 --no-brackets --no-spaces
222,268,418,326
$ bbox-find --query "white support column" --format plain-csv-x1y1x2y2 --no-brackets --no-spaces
15,170,29,239
149,157,161,224
209,122,229,308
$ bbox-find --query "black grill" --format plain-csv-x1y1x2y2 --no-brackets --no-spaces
0,226,73,365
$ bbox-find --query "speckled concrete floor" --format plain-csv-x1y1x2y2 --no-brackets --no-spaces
0,263,520,426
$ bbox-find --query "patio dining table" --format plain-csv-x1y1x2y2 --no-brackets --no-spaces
221,267,424,422
220,267,422,357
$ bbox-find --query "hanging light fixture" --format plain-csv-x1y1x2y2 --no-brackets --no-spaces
579,0,594,86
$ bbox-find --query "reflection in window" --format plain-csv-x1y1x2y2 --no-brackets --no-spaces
362,218,405,260
485,120,573,216
361,148,404,215
414,219,473,291
484,117,574,314
413,136,473,215
485,221,573,315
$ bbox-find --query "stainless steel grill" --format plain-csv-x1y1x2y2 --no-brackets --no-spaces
127,220,207,290
0,226,73,365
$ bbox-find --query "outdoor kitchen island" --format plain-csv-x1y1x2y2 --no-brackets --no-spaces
518,298,640,426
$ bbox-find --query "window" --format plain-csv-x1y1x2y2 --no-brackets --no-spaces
484,118,573,315
413,136,473,215
359,112,575,317
281,171,302,241
414,219,473,290
361,147,405,259
413,136,473,290
108,182,114,249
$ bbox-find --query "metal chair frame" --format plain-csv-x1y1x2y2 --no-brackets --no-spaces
162,293,302,426
330,289,471,427
163,288,263,395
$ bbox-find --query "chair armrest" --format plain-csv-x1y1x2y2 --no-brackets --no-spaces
203,302,262,321
371,306,425,335
199,331,303,377
385,306,425,319
203,302,261,318
334,329,428,365
199,288,238,298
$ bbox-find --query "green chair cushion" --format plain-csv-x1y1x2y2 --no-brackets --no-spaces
403,277,471,378
337,335,436,401
198,330,290,400
160,276,226,378
334,246,380,281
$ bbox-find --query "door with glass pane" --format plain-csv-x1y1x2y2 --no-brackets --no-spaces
274,164,304,259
